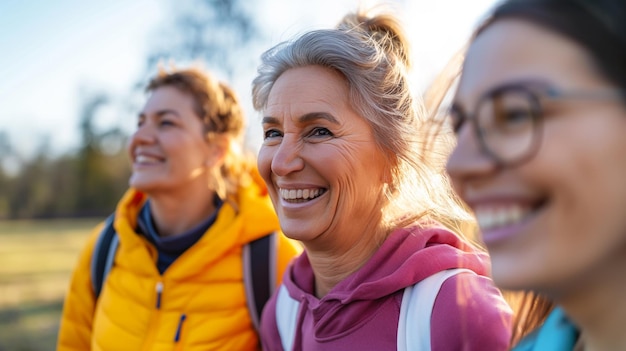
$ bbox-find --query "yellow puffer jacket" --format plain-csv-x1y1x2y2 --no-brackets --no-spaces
57,181,301,351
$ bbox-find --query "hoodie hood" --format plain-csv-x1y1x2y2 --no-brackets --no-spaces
282,225,491,340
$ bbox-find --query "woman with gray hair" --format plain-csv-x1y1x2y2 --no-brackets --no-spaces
252,9,512,351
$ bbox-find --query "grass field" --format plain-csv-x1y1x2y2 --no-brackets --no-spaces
0,218,99,351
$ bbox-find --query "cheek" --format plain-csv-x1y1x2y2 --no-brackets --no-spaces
562,156,626,242
127,133,139,158
257,147,274,184
542,116,626,210
336,148,385,196
522,127,626,281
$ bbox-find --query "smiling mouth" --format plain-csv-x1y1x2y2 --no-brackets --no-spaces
135,154,163,164
473,201,545,231
279,188,327,203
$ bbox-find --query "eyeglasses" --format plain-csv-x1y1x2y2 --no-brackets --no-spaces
449,82,625,167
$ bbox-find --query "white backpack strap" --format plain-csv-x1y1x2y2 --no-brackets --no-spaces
275,285,300,351
397,268,475,351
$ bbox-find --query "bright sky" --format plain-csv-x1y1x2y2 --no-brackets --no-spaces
0,0,497,159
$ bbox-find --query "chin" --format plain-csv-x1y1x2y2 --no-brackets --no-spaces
279,227,308,242
129,177,162,194
129,177,145,190
279,221,321,243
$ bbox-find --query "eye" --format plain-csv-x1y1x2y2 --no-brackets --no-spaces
263,129,282,139
499,108,532,123
489,92,534,133
491,108,533,136
159,119,175,127
309,127,333,137
137,116,145,127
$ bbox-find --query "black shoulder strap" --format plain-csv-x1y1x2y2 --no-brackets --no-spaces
243,232,276,333
90,213,119,298
91,219,275,326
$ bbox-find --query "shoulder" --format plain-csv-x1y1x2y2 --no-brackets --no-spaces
512,307,579,351
430,271,512,351
78,220,111,265
511,329,540,351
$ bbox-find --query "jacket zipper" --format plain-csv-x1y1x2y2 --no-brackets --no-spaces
141,281,164,351
173,313,187,351
155,281,163,308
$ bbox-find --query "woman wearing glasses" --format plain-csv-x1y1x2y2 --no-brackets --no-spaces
446,0,626,349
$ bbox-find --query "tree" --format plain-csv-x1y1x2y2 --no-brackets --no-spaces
0,131,13,217
73,90,130,217
142,0,270,152
146,0,265,80
0,90,131,219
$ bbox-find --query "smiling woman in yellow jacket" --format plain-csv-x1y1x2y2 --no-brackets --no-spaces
57,67,301,351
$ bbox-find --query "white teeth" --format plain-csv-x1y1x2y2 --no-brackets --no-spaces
474,206,527,231
279,188,324,201
136,155,161,163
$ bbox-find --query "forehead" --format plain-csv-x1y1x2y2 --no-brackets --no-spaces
143,86,196,112
265,65,353,118
456,18,598,106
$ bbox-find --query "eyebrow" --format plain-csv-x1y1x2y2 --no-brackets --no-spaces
261,112,339,125
452,78,552,108
138,109,182,119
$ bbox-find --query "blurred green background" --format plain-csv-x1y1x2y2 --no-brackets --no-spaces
0,219,97,350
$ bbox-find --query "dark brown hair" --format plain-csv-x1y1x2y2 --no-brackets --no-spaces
470,0,626,345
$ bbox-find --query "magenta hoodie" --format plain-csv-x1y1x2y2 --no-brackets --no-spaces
260,225,512,351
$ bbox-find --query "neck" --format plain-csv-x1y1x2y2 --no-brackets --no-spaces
147,183,218,238
555,255,626,351
306,225,386,298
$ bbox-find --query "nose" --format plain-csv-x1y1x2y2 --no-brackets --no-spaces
270,135,304,176
127,122,156,156
130,123,156,145
446,124,496,187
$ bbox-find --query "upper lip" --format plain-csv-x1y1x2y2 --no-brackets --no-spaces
466,196,534,207
461,190,540,209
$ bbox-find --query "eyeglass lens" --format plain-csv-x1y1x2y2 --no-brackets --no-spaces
476,88,539,164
